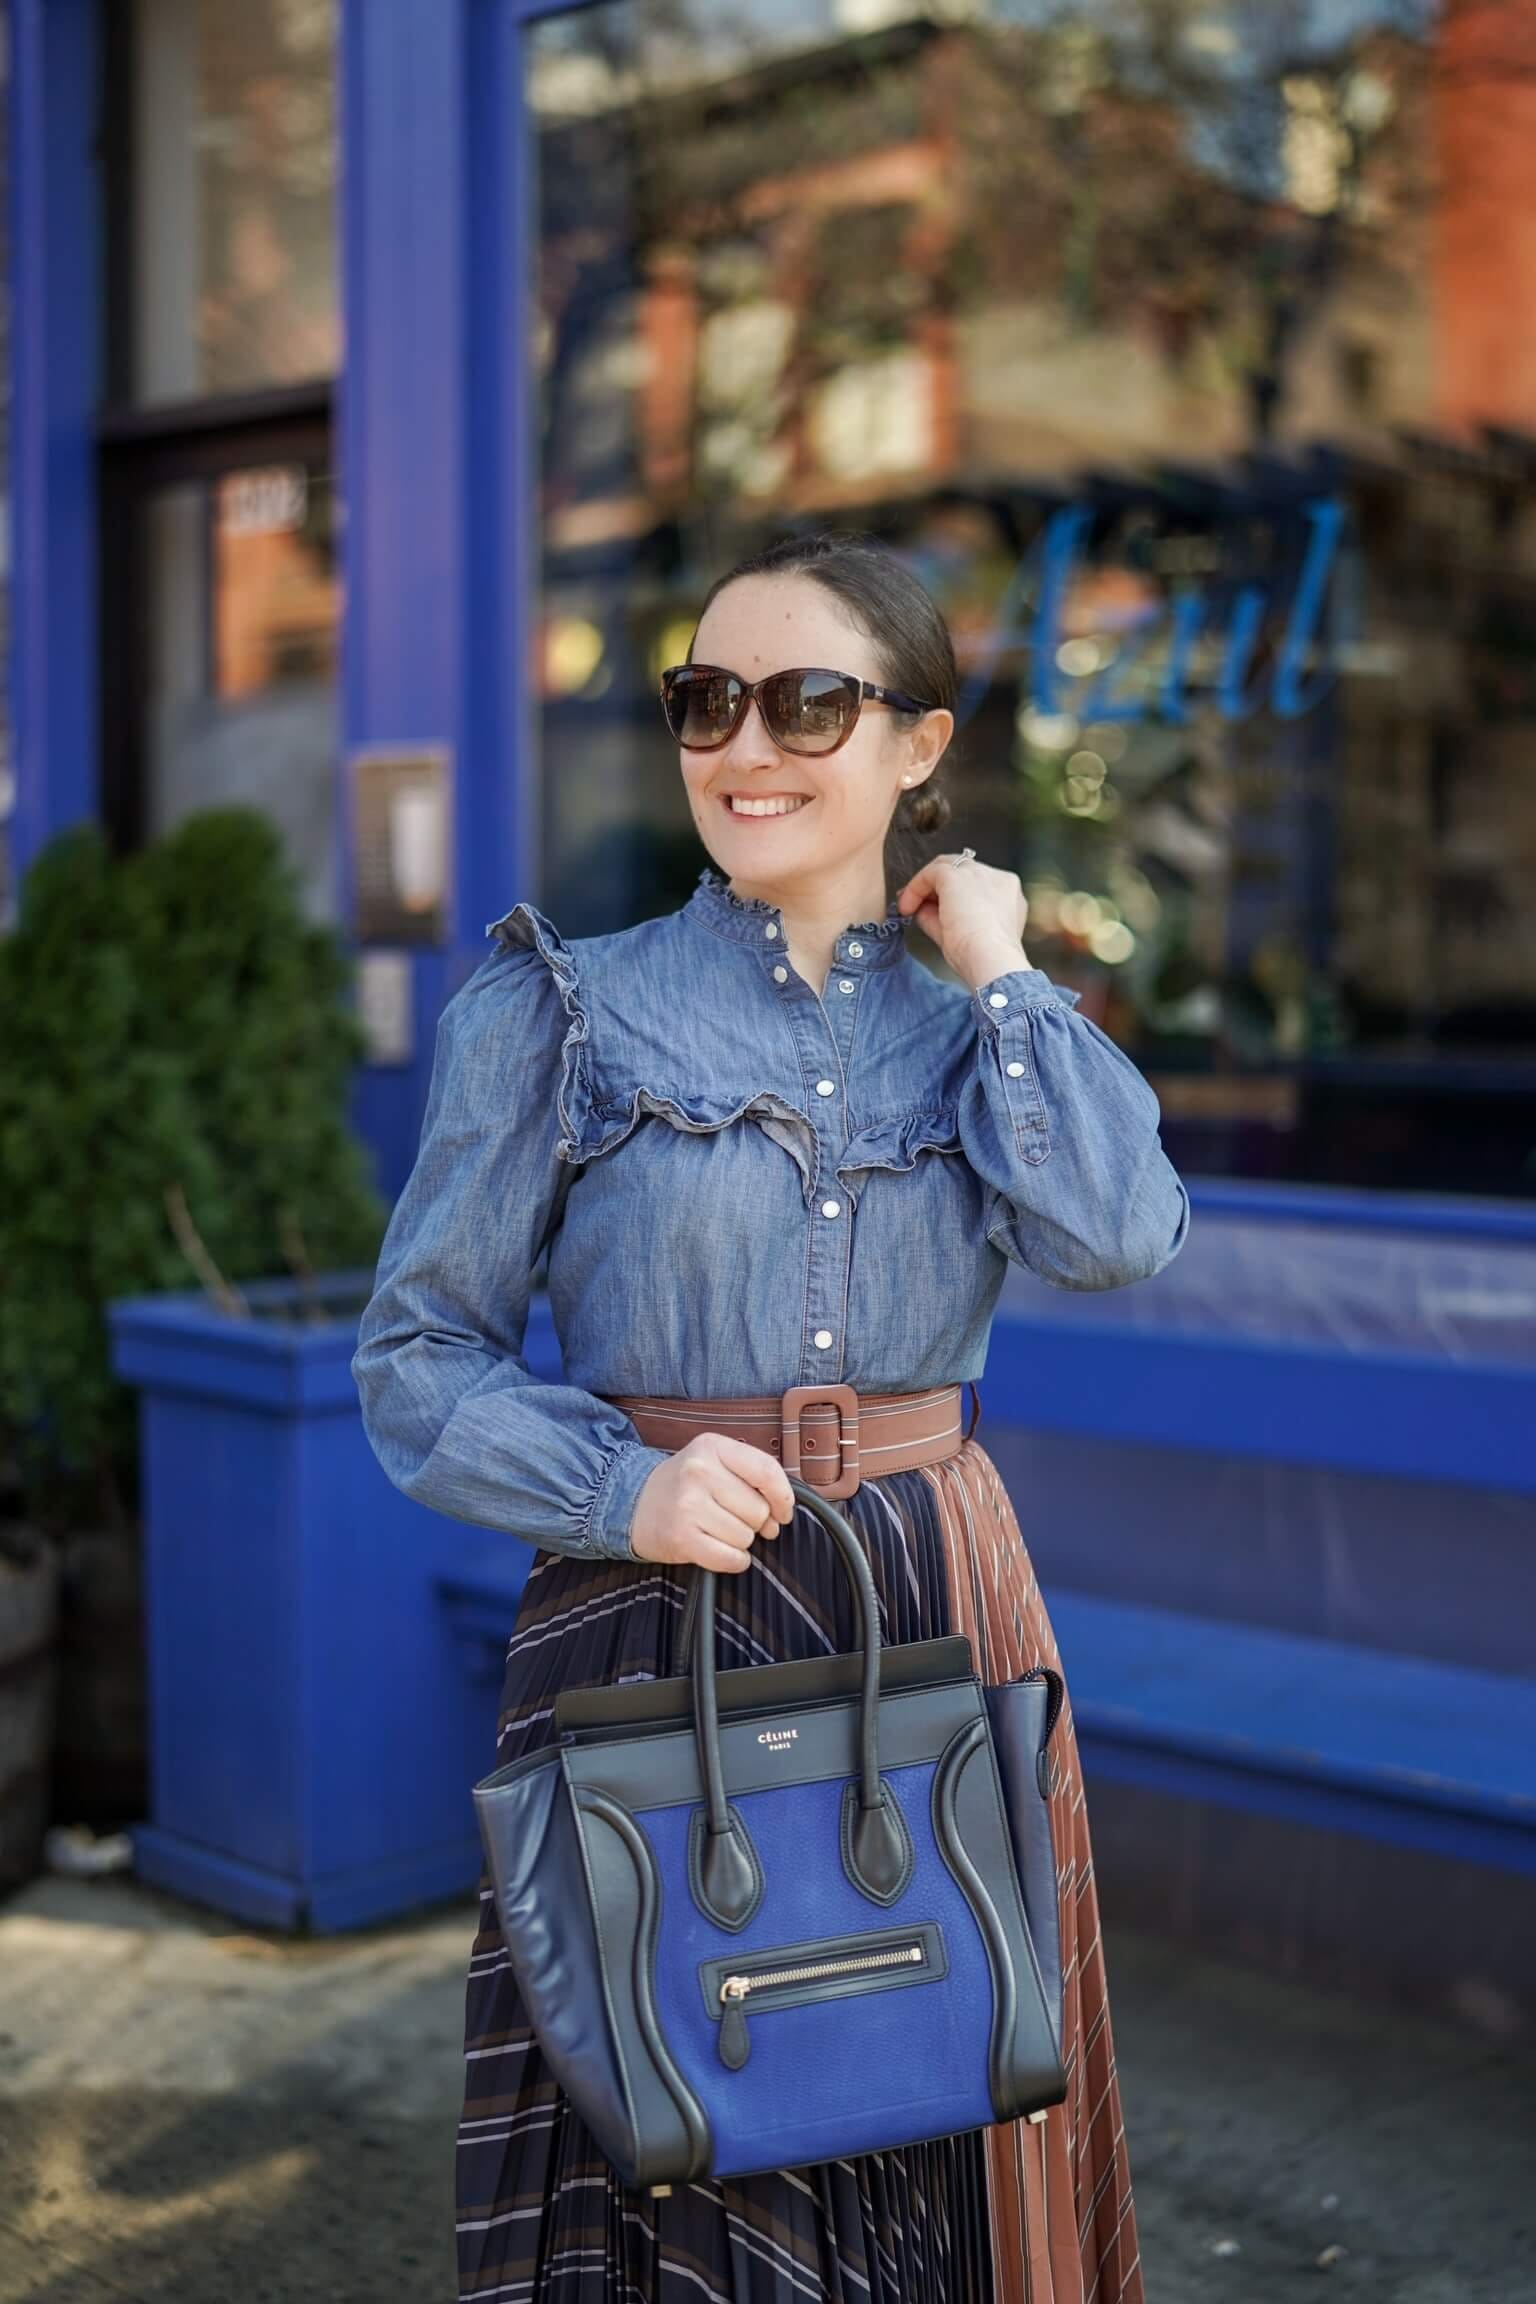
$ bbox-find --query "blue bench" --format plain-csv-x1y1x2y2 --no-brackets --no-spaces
1046,1593,1536,1878
980,1177,1536,1877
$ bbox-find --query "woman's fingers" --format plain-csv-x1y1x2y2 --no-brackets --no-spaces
627,1431,799,1574
698,1465,788,1544
692,1531,757,1574
709,1436,796,1528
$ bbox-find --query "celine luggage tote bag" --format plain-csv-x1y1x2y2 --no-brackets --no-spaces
473,1475,1067,2194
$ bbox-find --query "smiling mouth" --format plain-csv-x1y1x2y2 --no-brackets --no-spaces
721,794,814,817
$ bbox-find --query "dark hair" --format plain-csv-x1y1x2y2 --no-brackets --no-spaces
689,529,957,900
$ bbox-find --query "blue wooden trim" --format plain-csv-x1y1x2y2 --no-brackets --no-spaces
339,0,468,1200
984,1314,1536,1493
340,0,546,1201
1074,1743,1536,1877
7,0,101,888
1050,1591,1536,1876
495,0,609,21
133,1825,310,1931
133,1822,484,1934
1186,1175,1536,1243
464,0,538,947
107,1274,377,1413
107,1277,564,1414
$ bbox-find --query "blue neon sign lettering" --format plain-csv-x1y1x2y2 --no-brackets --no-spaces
951,494,1346,732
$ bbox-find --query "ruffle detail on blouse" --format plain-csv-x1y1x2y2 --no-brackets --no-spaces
484,901,597,1163
835,1110,965,1203
577,1085,819,1205
696,865,774,920
695,864,906,943
484,901,819,1193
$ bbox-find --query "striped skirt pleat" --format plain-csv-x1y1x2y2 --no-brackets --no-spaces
456,1435,1144,2304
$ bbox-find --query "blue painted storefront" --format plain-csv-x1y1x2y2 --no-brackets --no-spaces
11,3,1536,1946
9,0,564,1203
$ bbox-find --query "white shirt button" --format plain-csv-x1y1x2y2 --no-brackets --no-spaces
821,1199,841,1218
764,922,778,939
838,979,855,994
815,1079,835,1096
847,941,863,957
772,965,788,983
988,991,1009,1008
1006,1060,1026,1077
813,1329,833,1349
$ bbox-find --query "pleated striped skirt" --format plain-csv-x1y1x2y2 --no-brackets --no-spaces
456,1431,1145,2303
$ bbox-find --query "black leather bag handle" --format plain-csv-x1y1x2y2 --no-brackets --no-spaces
686,1476,913,1926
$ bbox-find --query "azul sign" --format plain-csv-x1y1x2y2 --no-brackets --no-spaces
954,496,1347,731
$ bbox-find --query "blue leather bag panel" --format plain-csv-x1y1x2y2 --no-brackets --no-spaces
635,1759,995,2177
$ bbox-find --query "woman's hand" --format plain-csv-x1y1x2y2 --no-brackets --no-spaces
628,1433,796,1573
895,854,1032,992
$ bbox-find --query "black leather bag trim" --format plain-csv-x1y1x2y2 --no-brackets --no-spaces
573,1782,713,2184
839,1774,915,1904
472,1749,640,2179
688,1798,764,1932
475,1738,562,1795
984,1677,1065,2059
697,1919,948,2021
565,1677,983,1811
555,1635,975,1736
931,1714,1017,2117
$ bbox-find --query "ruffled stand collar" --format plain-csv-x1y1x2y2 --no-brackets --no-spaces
688,865,908,963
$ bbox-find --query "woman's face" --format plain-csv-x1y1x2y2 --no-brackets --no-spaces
678,572,949,891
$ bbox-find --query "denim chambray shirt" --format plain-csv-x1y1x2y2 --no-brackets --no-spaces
352,864,1191,1567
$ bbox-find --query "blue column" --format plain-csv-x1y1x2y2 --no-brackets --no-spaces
342,0,541,1198
6,0,101,899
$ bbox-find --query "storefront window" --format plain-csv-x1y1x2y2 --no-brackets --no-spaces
141,456,341,920
101,0,341,923
528,0,1536,1199
127,0,339,402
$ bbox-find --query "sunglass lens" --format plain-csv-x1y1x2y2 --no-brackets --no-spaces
663,667,741,747
766,670,859,753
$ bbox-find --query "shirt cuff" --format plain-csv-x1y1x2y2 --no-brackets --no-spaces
969,966,1081,1029
970,968,1081,1155
583,1437,673,1563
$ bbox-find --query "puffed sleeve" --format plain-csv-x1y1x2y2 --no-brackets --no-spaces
956,964,1191,1289
350,939,672,1562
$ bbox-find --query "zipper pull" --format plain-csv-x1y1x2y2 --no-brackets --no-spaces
718,1978,751,2069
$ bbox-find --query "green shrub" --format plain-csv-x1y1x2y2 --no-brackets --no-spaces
0,811,387,1529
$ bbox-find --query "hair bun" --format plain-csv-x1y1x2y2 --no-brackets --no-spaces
902,783,951,836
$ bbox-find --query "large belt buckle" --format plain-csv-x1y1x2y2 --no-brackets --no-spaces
779,1383,860,1500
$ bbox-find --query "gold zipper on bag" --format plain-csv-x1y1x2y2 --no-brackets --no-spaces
721,1943,923,1999
717,1941,925,2067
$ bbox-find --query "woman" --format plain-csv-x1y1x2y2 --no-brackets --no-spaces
353,529,1189,2303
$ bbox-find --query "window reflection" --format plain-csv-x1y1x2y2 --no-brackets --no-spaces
530,0,1536,1197
130,0,339,400
146,462,340,922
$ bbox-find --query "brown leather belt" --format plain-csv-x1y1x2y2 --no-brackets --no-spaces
600,1380,980,1502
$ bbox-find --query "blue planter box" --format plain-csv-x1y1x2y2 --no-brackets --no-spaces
107,1271,534,1933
